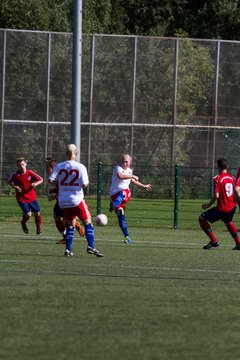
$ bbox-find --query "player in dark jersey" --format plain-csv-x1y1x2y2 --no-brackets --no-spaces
6,157,43,234
199,158,240,250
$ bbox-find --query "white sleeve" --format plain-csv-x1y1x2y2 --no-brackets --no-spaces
48,164,59,182
80,164,89,186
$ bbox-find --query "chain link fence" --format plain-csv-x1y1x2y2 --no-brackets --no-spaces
1,29,240,197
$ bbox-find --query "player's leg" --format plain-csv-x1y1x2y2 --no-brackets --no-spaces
226,222,240,250
54,214,66,244
60,207,76,256
109,191,127,212
83,221,103,257
223,207,240,250
199,208,219,249
21,212,31,233
30,201,42,234
84,221,94,248
53,202,66,244
18,202,31,233
34,212,42,234
110,190,131,243
78,200,103,257
64,218,75,256
75,220,85,237
116,206,131,244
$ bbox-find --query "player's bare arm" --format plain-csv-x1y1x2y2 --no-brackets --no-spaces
234,186,240,206
131,178,152,191
117,172,139,181
47,179,58,200
31,179,43,188
202,194,217,209
7,181,22,192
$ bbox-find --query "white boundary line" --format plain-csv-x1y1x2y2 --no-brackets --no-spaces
1,259,240,276
0,232,236,247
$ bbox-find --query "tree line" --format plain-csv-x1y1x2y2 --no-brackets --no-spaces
1,0,240,40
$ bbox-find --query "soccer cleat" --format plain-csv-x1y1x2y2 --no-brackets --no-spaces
232,245,240,250
65,249,74,257
124,236,131,244
36,226,42,235
75,221,85,237
203,241,219,249
109,201,114,212
87,246,103,257
21,221,29,234
56,239,66,244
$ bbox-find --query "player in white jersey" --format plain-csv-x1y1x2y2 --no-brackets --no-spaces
49,144,103,257
109,153,152,244
110,164,132,196
45,158,85,244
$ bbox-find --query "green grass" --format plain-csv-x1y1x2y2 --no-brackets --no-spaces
1,196,240,360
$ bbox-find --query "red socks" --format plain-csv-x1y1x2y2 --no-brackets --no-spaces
34,214,42,227
199,217,240,246
226,222,240,245
199,217,218,242
55,219,65,234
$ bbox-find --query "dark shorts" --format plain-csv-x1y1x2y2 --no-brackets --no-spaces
18,200,41,214
201,206,236,224
54,201,63,218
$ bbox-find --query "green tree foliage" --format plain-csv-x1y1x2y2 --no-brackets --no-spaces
1,0,240,41
0,0,72,32
109,0,188,36
183,0,240,40
83,0,112,33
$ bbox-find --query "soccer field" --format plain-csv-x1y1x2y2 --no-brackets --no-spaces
1,196,240,360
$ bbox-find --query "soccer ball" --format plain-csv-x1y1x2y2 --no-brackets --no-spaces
95,214,108,226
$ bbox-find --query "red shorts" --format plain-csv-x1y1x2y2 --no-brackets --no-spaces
61,199,92,221
111,189,131,210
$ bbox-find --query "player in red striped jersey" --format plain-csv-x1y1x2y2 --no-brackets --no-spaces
6,157,43,234
199,158,240,250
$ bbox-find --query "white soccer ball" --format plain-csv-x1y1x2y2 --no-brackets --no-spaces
95,214,108,226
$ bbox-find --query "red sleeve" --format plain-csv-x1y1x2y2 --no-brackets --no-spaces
29,170,43,182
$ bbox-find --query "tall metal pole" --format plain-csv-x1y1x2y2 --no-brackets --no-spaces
0,30,6,188
174,164,180,229
71,0,82,161
97,162,103,215
171,38,179,176
211,41,220,177
130,36,137,158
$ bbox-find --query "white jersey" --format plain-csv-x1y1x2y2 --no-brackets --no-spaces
49,160,89,208
110,165,132,196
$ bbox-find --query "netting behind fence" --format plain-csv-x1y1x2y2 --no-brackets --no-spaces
1,30,240,192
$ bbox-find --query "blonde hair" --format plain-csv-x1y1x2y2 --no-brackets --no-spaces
66,144,76,153
121,153,132,162
66,144,78,159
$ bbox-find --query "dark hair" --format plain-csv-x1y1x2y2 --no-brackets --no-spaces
217,158,228,170
45,158,58,168
16,157,27,164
